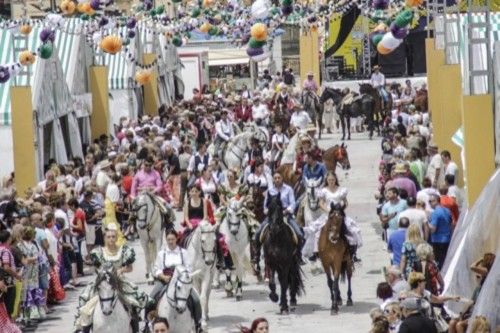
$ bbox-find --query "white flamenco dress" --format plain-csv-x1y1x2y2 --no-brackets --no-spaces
302,187,363,258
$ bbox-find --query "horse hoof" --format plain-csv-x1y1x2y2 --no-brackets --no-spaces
269,292,279,303
338,299,343,306
347,300,353,306
280,308,289,315
290,300,297,307
236,295,242,301
330,308,339,315
226,290,234,298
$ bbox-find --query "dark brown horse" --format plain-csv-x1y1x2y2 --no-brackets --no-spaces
359,83,392,133
414,89,428,112
318,203,353,314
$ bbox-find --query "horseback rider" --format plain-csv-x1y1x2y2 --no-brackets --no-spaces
275,84,292,112
187,142,212,187
270,123,289,170
131,157,163,199
370,65,388,108
302,71,319,94
145,229,202,332
290,104,312,131
214,110,234,156
302,151,327,187
252,96,270,126
74,224,149,333
253,172,305,265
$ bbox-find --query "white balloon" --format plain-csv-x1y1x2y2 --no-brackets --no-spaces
251,0,269,19
46,13,64,28
7,63,22,76
379,32,401,50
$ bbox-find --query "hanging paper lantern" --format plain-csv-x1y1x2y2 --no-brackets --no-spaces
199,22,211,33
379,32,402,49
19,24,32,35
78,2,93,14
282,0,292,6
390,23,409,39
250,23,267,41
373,22,387,33
135,69,152,85
406,0,423,7
80,13,90,20
248,37,266,49
100,35,123,54
126,17,137,29
99,16,109,27
0,66,10,83
39,43,54,59
172,36,182,47
8,63,22,77
144,0,153,10
127,29,136,38
208,26,219,36
60,0,76,14
90,0,100,10
19,50,36,66
39,28,55,43
155,5,164,14
251,0,269,19
371,32,384,46
202,0,214,7
246,47,264,57
394,9,414,28
282,5,293,15
372,0,389,10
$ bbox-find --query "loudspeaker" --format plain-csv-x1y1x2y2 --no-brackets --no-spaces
407,31,427,74
378,43,407,77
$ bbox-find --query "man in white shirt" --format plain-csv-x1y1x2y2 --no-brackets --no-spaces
95,160,112,194
252,96,270,125
214,110,234,154
398,196,429,240
426,144,445,188
441,150,458,179
370,65,388,106
290,105,312,130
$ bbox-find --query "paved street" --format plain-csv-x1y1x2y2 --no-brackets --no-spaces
33,131,388,333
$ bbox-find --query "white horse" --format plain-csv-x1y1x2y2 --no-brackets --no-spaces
299,177,325,274
93,267,132,333
186,220,218,331
219,197,252,301
158,265,198,333
133,193,164,284
207,131,253,170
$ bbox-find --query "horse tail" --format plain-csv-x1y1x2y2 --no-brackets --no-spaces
340,260,347,283
289,261,305,297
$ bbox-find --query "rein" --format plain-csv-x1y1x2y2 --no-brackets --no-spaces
133,193,159,242
166,270,192,312
199,228,217,267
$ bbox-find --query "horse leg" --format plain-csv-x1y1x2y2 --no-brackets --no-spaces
346,116,351,140
235,277,243,301
224,269,233,297
346,265,353,306
326,273,336,315
340,116,346,141
278,269,289,315
332,275,340,314
268,270,278,303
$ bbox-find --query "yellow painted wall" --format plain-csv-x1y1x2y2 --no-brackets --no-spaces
327,14,364,69
10,87,37,195
461,94,495,206
299,30,320,86
425,39,445,148
89,66,110,140
143,53,160,117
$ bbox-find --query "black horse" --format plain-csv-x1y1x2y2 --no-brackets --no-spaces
262,193,304,314
320,87,379,140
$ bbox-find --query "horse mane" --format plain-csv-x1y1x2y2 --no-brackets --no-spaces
95,266,125,294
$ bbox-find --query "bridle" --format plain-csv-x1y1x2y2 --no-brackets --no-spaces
327,211,344,245
226,205,243,237
166,269,192,313
200,228,217,266
132,193,159,241
97,273,119,316
334,147,349,169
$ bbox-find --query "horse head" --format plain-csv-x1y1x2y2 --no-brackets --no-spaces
320,87,343,105
326,202,346,245
358,83,374,95
334,143,351,170
131,193,152,229
305,177,322,211
95,264,121,316
198,220,218,266
266,192,284,225
167,265,194,313
226,197,245,235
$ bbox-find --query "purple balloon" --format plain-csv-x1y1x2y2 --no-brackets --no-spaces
241,34,250,45
282,5,293,15
390,22,409,39
246,47,264,57
144,0,153,10
90,0,101,10
0,66,10,83
373,0,389,10
39,28,55,43
127,17,137,29
99,17,109,27
127,30,136,38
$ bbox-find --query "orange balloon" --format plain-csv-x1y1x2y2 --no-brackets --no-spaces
19,50,36,66
135,70,153,85
78,2,94,14
377,43,393,55
100,35,123,54
373,23,388,33
19,25,32,35
250,23,267,42
199,22,211,33
60,0,76,14
406,0,423,7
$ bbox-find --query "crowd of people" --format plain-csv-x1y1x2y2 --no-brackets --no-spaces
369,83,497,333
0,67,324,333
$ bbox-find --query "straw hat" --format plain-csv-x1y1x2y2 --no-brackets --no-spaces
99,159,112,169
394,163,406,174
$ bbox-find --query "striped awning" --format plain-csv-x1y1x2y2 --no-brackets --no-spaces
102,26,131,90
56,18,82,86
0,22,79,126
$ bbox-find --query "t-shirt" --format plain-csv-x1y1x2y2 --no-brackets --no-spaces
399,208,427,237
429,206,452,243
55,208,70,230
445,161,458,178
388,228,406,266
382,199,408,232
71,208,86,238
426,153,445,187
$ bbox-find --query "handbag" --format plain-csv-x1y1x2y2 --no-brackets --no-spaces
432,306,449,333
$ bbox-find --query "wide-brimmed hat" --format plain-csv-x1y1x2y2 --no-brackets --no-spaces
99,159,112,169
307,71,314,76
373,65,381,70
394,163,406,174
301,135,312,143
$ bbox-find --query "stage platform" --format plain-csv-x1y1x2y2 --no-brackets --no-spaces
323,75,427,92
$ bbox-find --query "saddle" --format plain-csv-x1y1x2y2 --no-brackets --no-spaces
259,220,298,245
148,194,175,230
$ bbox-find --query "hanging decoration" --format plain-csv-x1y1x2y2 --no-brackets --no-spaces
135,69,153,85
19,51,36,66
100,35,123,54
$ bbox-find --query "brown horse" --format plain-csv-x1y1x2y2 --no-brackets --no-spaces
318,203,353,314
414,89,428,112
